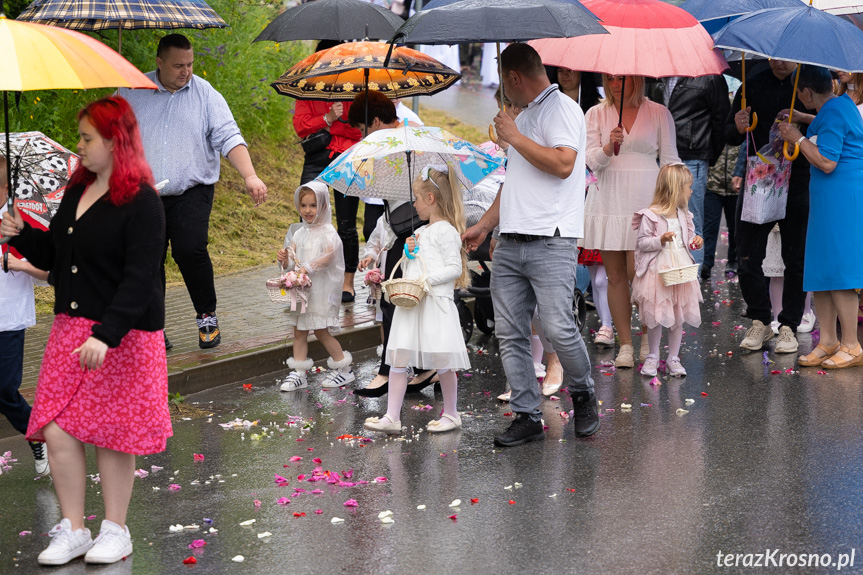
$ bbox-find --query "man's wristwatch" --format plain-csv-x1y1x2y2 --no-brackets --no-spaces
323,114,333,127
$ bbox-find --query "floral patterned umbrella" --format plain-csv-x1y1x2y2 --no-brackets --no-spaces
271,41,461,101
317,125,504,201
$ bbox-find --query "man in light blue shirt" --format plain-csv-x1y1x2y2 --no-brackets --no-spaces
120,34,267,350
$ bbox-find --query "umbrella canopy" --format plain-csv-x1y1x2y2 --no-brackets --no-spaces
317,126,504,201
530,0,728,77
713,6,863,71
3,131,78,229
680,0,802,22
16,0,227,30
255,0,405,43
391,0,608,45
0,16,159,90
271,41,460,101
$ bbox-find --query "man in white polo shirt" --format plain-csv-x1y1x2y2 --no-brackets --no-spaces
464,43,598,446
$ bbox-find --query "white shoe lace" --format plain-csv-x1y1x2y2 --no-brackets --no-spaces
45,524,78,550
92,528,126,550
196,315,218,329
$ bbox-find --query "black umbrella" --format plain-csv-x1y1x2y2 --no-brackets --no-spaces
388,0,607,141
254,0,405,43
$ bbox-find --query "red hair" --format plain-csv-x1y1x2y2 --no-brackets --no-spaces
68,96,155,206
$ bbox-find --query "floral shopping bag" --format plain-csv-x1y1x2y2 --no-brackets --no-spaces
741,113,792,224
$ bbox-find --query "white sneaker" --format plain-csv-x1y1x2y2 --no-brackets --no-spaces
29,441,50,475
322,368,356,388
774,325,799,354
37,519,93,566
740,320,775,351
667,357,687,377
641,355,659,377
770,320,780,335
279,371,308,391
84,520,133,564
798,312,816,333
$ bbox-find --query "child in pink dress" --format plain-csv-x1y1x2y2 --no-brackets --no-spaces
631,164,703,377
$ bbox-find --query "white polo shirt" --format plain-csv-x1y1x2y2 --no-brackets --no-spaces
499,84,587,238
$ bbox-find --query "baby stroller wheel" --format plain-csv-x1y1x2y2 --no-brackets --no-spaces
572,287,587,333
457,299,474,343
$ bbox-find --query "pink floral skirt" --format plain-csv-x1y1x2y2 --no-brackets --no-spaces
26,314,173,455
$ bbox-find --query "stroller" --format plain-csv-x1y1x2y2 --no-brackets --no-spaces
455,172,587,343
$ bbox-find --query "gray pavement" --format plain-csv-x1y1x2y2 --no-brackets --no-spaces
3,234,863,573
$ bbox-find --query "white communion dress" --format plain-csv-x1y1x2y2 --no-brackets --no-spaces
386,221,470,370
283,182,345,332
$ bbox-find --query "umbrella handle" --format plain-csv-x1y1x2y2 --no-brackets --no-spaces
489,124,498,144
783,141,800,161
613,122,622,156
742,97,758,132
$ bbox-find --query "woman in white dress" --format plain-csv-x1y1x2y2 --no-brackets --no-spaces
583,74,680,368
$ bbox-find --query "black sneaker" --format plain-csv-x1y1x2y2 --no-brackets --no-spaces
571,390,600,437
164,332,173,351
493,413,545,447
197,312,221,349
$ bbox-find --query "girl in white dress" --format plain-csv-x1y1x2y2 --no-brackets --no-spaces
584,74,680,369
364,165,470,434
277,182,354,391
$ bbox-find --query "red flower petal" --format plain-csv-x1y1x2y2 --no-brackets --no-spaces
508,500,516,505
242,384,252,390
470,498,479,505
293,512,306,517
701,392,709,396
448,514,457,521
183,556,197,565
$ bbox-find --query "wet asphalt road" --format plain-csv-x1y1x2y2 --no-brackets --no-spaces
2,267,863,575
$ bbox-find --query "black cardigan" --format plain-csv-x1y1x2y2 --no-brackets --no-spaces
12,182,166,348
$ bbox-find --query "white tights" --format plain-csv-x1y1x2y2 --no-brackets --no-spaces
647,324,684,360
589,265,613,328
384,367,458,424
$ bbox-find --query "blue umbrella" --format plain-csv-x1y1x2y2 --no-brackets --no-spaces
680,0,801,23
714,5,863,158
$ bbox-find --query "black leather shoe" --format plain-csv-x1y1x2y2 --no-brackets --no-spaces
164,332,173,351
494,413,545,447
354,382,389,397
571,390,600,437
700,266,712,280
342,290,355,303
405,370,437,394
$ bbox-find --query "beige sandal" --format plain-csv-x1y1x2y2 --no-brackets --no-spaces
614,343,635,368
822,344,863,370
798,341,840,367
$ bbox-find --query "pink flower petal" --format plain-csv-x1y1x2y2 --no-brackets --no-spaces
314,509,323,514
313,458,322,464
374,476,388,483
289,456,303,462
311,489,324,495
193,453,205,462
274,474,289,485
188,539,207,549
168,484,181,491
342,469,354,479
254,500,261,508
343,499,358,507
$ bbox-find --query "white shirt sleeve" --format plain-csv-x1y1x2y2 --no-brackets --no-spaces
585,105,611,172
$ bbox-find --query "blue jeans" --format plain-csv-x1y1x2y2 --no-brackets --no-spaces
491,237,594,420
0,330,31,435
685,159,707,268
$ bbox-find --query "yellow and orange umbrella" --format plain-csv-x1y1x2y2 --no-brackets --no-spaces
0,15,157,244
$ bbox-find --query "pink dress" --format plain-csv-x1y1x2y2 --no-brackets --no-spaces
26,314,172,455
631,209,702,329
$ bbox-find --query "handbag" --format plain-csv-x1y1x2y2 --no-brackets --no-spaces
385,200,427,237
741,121,792,225
300,129,332,154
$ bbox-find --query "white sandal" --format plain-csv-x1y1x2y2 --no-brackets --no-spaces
497,390,511,402
363,416,402,434
427,413,462,433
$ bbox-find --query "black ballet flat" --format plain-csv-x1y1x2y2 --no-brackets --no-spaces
354,382,388,397
342,290,355,303
405,370,438,394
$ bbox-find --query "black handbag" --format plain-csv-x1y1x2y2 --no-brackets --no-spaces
300,129,332,154
385,200,427,237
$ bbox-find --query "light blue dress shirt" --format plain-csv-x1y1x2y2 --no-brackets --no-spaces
119,71,246,196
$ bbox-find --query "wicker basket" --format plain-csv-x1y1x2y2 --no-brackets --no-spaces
382,254,427,308
658,245,699,287
266,265,311,312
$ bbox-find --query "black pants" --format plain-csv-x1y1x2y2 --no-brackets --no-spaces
161,184,217,316
735,186,809,330
703,191,738,270
378,233,409,377
0,330,30,435
300,148,360,273
363,203,386,242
